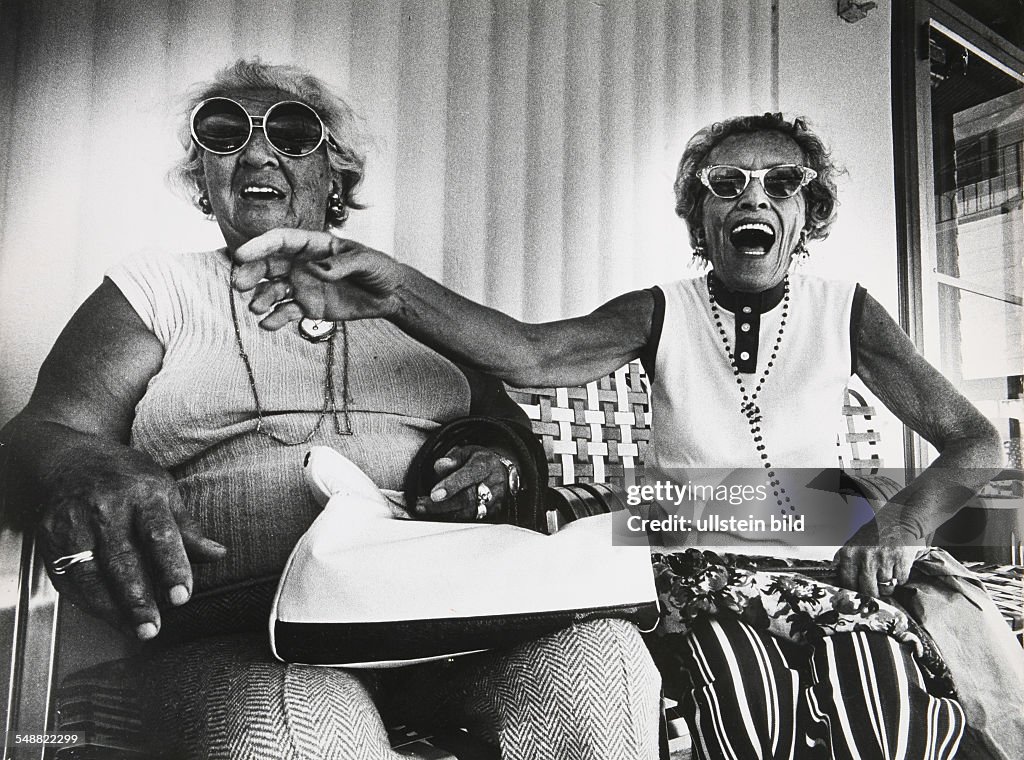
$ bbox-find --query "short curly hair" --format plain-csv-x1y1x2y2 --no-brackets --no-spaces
168,58,366,227
673,113,840,256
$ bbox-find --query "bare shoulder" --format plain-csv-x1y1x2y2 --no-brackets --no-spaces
512,288,656,386
855,291,920,376
582,288,658,364
589,289,656,337
27,278,164,439
855,291,998,448
856,292,953,390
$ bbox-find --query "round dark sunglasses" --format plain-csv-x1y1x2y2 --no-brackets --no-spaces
699,164,817,199
190,97,338,158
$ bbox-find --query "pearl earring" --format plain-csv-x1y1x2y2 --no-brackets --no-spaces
196,191,213,216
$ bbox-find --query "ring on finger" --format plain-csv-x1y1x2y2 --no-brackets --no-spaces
52,550,95,575
476,483,493,520
878,577,898,594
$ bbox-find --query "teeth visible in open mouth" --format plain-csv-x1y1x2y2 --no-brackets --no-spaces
729,222,776,254
733,222,773,235
241,186,284,199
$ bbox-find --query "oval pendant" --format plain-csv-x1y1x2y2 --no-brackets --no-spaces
298,318,337,342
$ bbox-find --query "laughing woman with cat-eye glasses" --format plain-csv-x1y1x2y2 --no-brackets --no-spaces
230,112,1023,759
0,59,661,759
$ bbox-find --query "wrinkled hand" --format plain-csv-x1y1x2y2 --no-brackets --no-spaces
231,228,405,329
36,450,225,640
413,445,510,523
835,515,923,598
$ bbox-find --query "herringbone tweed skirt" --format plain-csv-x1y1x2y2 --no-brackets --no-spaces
59,618,660,760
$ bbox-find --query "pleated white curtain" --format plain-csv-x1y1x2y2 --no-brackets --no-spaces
0,0,778,422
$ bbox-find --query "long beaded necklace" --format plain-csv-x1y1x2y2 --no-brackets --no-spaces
707,274,795,515
228,265,353,445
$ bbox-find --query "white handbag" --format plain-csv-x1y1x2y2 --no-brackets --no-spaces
269,447,659,668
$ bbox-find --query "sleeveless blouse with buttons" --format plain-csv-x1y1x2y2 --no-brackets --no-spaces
647,273,860,556
649,273,856,471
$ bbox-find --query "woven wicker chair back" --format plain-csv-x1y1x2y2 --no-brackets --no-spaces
505,361,884,488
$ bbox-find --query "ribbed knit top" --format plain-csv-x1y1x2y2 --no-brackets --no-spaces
107,249,471,592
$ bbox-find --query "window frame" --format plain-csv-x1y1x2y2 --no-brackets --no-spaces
891,0,1024,471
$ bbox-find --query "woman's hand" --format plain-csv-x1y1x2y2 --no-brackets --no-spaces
37,448,226,640
231,228,406,328
413,445,513,523
834,517,923,598
3,281,227,642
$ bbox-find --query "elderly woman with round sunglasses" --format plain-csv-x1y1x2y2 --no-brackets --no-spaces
0,59,662,759
228,113,1024,758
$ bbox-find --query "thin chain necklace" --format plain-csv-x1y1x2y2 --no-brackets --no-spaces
707,274,794,515
228,265,352,445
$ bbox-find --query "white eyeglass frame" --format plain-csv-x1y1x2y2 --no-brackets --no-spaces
699,164,818,199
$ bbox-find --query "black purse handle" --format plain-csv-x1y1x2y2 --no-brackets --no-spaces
404,416,549,533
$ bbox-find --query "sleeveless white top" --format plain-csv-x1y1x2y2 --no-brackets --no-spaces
107,249,472,591
649,273,856,471
646,273,862,556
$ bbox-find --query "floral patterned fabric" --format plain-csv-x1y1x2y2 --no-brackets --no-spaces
651,549,955,695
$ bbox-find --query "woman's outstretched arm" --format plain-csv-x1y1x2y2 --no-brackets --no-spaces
231,229,656,387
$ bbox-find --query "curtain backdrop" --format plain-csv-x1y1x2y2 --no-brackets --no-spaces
0,0,778,422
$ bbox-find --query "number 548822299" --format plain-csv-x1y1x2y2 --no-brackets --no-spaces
10,734,79,745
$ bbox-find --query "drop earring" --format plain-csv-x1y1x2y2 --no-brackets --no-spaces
196,191,213,216
691,230,707,260
326,186,347,227
792,230,810,262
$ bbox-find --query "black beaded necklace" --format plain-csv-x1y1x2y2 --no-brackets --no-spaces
707,274,795,515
